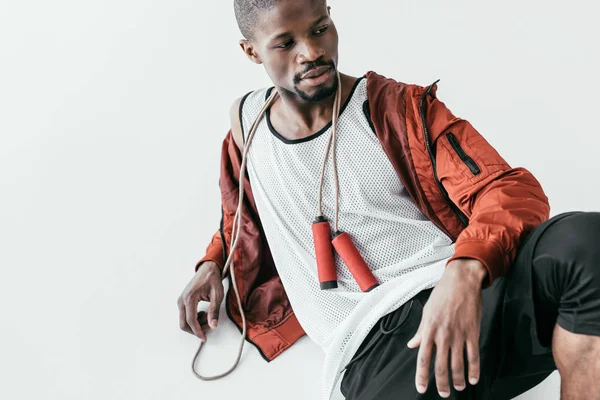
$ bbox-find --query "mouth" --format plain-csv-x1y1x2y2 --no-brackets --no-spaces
301,65,331,80
300,66,332,87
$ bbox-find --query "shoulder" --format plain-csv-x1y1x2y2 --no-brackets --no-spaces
364,71,443,128
365,71,435,100
230,89,268,151
230,90,254,151
230,96,244,152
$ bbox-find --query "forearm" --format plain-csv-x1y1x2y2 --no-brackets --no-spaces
445,258,488,289
195,229,225,273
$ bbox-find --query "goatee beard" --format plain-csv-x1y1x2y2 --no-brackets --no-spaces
293,59,338,103
295,71,339,103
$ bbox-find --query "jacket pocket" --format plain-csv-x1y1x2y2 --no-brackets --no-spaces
446,132,481,175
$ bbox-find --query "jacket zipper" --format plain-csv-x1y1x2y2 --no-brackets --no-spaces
220,204,272,363
419,82,469,228
446,132,481,175
219,204,227,263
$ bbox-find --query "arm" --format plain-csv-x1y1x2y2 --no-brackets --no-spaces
426,87,551,287
408,84,551,396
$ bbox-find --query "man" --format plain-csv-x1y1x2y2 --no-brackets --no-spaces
177,0,600,399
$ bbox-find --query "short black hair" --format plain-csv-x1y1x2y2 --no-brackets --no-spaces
234,0,281,40
234,0,327,40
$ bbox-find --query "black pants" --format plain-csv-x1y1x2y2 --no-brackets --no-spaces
340,211,600,399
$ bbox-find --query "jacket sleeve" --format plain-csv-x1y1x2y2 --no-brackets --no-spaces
425,86,551,287
195,229,226,273
193,130,239,275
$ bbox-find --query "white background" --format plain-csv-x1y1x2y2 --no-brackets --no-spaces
1,0,598,399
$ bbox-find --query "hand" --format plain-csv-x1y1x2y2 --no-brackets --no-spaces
406,258,487,397
177,261,224,343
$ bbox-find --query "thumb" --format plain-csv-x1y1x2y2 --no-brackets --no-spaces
207,288,223,329
407,327,423,349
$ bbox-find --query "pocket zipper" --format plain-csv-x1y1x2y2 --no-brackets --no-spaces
446,132,481,175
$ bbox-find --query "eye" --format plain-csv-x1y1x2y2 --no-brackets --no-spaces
275,39,294,50
314,25,329,35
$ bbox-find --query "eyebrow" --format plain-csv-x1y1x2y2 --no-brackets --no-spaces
269,15,330,43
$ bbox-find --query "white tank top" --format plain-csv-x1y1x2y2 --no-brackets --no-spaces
241,77,456,400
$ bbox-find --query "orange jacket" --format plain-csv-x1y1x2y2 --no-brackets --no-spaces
195,71,550,362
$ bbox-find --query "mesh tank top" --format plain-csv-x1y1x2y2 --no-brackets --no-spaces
241,77,456,400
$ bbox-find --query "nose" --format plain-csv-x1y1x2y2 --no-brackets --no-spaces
296,39,325,64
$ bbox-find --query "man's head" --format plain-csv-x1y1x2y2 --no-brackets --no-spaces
234,0,339,103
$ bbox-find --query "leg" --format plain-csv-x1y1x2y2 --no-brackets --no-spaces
512,211,600,399
531,211,600,399
491,212,600,400
553,324,600,399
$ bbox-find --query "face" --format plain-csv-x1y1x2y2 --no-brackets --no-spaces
240,0,339,103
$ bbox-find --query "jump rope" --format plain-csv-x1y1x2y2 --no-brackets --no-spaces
191,68,379,380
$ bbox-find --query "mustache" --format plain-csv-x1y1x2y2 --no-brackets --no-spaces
294,59,336,83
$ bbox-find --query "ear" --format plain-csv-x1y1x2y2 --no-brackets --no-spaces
239,39,262,65
327,6,331,15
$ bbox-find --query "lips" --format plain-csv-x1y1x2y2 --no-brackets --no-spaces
301,66,330,80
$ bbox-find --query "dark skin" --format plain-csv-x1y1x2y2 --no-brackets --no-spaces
179,0,489,397
236,0,358,144
407,258,487,397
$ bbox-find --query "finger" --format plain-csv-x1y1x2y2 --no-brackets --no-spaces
207,287,224,329
415,336,433,394
183,323,210,335
434,339,451,398
407,321,424,349
185,297,207,343
466,338,480,386
451,341,466,392
179,299,191,333
407,332,422,349
177,300,188,331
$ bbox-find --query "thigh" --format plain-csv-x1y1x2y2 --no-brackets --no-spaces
530,211,600,341
488,212,595,398
501,211,600,353
340,290,492,400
